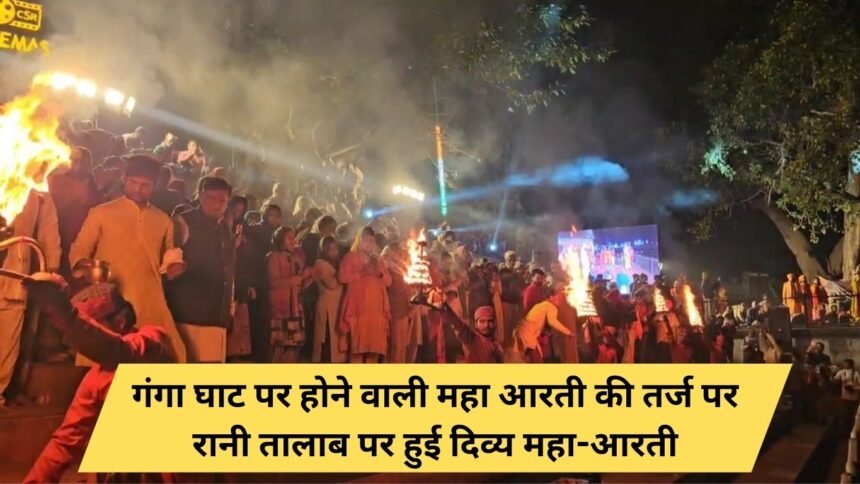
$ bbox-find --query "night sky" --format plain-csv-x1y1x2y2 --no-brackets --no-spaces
554,0,801,283
39,0,810,285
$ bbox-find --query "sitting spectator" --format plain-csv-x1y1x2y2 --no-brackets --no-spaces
152,132,177,164
122,126,147,151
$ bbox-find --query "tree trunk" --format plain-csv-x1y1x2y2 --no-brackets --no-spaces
843,170,860,281
829,236,843,276
752,200,828,279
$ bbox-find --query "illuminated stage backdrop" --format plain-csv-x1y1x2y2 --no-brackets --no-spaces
558,224,660,295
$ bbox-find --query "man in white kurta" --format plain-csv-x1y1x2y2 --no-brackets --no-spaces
0,190,61,406
70,156,186,362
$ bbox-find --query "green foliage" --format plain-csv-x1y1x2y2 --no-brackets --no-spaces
440,1,612,112
693,0,860,242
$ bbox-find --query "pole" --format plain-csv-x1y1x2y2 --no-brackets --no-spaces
433,78,448,217
435,125,447,217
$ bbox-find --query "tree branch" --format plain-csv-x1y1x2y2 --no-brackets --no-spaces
810,109,836,117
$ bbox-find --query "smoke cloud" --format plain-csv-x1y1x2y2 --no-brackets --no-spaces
38,0,703,260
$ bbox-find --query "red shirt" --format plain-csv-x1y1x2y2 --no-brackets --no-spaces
440,310,503,363
25,315,173,483
522,283,548,314
596,344,617,363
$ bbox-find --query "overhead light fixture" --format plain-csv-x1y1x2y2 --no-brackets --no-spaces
392,183,425,203
121,96,137,116
48,72,76,91
75,79,98,98
104,88,125,107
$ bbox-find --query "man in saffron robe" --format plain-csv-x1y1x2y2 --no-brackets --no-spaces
508,289,574,363
810,277,828,324
782,273,801,317
797,275,812,323
22,275,174,483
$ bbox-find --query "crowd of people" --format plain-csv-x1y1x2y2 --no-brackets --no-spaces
3,122,860,481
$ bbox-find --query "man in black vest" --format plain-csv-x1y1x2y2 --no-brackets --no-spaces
168,176,236,363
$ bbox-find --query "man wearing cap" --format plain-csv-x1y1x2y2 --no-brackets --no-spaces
22,274,174,483
438,304,503,363
70,155,186,362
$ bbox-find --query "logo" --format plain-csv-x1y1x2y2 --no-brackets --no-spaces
0,0,48,55
0,0,43,32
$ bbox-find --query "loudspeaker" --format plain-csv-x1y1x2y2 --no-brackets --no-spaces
767,306,792,348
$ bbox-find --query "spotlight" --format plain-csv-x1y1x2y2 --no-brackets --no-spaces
104,88,125,107
75,79,98,98
48,72,76,91
121,96,137,116
488,242,498,252
392,184,425,203
363,208,374,219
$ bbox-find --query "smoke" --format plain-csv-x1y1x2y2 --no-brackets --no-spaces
38,0,704,265
666,189,718,209
41,0,476,186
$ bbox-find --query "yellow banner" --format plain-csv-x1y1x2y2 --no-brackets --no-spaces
81,364,788,473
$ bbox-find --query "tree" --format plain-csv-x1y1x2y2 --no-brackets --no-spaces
687,0,860,280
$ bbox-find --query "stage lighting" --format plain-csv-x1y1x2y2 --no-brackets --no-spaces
122,96,137,116
363,208,374,219
75,79,98,98
104,88,125,107
48,72,76,91
488,242,498,252
392,184,425,203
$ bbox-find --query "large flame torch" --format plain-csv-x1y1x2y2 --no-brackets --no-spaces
404,230,437,308
0,78,72,281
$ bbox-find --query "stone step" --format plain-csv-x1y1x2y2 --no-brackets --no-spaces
0,404,68,468
1,362,86,478
23,362,87,408
0,463,85,483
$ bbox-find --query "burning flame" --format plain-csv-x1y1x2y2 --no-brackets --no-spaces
653,286,668,312
0,87,70,225
560,245,596,316
404,229,432,286
683,284,703,326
